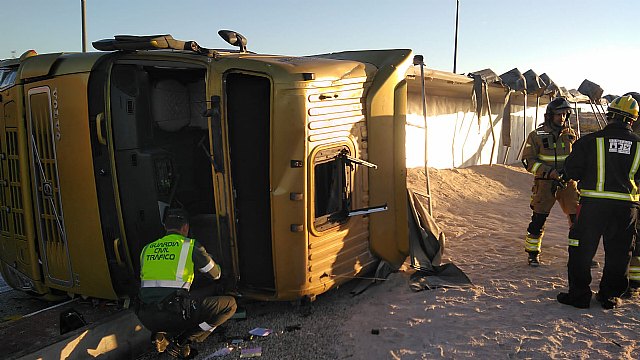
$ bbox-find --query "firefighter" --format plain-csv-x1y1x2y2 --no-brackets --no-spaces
557,95,640,309
624,91,640,293
135,208,237,359
521,97,579,266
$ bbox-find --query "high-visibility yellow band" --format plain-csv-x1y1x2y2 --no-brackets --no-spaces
629,143,640,196
568,238,579,247
596,138,605,191
538,154,568,161
580,189,639,202
531,162,542,174
525,244,540,251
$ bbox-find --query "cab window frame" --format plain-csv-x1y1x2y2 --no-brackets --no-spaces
312,145,353,232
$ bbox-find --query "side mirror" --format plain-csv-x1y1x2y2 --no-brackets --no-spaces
218,30,247,52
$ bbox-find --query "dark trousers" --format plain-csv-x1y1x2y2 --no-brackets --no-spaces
137,293,237,344
567,201,637,300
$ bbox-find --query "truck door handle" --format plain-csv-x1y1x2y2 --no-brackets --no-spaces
113,238,123,266
96,112,107,145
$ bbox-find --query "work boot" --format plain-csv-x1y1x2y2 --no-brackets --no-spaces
557,292,591,309
527,252,540,267
166,341,198,359
596,292,622,309
152,332,169,353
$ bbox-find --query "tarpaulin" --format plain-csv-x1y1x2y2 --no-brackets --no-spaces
408,190,472,290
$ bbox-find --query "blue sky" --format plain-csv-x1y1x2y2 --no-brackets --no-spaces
2,0,638,95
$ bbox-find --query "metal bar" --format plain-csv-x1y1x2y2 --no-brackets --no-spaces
534,96,540,128
484,81,496,165
517,94,528,159
453,0,460,73
349,204,388,217
343,153,377,169
594,102,606,125
589,102,604,129
574,102,581,138
418,58,433,215
81,0,87,52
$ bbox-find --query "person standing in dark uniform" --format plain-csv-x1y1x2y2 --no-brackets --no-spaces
623,91,640,294
135,208,237,359
557,95,640,309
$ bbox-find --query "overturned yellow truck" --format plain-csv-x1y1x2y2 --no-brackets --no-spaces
0,32,410,302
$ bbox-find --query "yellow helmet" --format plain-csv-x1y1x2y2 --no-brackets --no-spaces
608,95,639,123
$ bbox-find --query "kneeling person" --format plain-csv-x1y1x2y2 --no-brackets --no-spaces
135,208,237,358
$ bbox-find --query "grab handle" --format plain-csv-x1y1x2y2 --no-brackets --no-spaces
113,238,123,266
96,112,107,145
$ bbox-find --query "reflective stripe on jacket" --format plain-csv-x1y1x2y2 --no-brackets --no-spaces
522,123,576,178
140,233,196,290
564,122,640,203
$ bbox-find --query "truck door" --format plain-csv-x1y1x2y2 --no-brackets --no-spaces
0,93,18,277
26,86,73,287
224,72,275,291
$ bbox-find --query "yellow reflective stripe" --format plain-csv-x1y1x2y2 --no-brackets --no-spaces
580,189,639,201
568,238,579,247
175,238,192,282
596,137,605,191
531,162,542,174
526,237,541,245
630,266,640,272
525,235,542,251
629,142,640,196
538,154,568,161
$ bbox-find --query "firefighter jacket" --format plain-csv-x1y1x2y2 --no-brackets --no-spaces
522,123,576,179
564,121,640,204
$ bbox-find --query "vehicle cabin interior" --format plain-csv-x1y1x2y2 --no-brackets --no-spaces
108,62,225,288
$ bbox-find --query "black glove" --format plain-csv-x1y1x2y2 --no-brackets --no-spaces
551,178,568,195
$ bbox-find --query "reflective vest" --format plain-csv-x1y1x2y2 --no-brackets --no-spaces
140,234,196,290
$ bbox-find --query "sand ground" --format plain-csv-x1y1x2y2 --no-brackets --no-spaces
137,164,640,360
338,164,640,359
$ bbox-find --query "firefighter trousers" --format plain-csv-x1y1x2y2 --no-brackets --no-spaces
525,179,579,253
631,224,640,286
530,178,578,215
566,201,637,301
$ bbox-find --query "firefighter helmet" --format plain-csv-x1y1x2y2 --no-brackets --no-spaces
608,95,639,123
623,92,640,106
545,97,573,116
